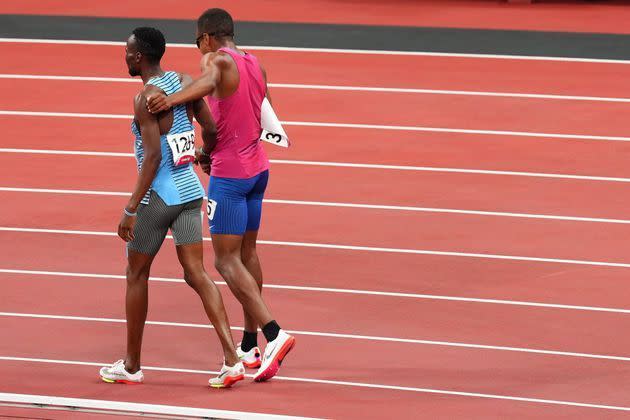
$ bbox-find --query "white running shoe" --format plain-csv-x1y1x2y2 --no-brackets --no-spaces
209,362,246,388
253,330,295,382
237,342,262,368
100,360,144,384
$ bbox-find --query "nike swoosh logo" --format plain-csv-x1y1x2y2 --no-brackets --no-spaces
264,342,278,361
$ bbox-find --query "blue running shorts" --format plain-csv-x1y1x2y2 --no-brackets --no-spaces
206,170,269,235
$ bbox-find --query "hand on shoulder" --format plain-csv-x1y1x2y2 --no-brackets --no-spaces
145,85,170,114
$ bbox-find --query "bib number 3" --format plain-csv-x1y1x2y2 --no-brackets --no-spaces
260,129,289,147
167,130,196,166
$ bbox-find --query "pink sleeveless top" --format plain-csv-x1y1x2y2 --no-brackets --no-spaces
207,47,269,179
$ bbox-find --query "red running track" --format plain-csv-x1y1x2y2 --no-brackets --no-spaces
4,43,630,96
4,185,630,263
4,153,630,220
4,270,630,359
5,115,630,178
3,34,630,418
4,229,630,310
5,78,630,136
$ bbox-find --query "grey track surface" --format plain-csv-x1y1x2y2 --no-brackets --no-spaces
1,14,630,59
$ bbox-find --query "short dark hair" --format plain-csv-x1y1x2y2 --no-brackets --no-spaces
132,27,166,63
197,8,234,38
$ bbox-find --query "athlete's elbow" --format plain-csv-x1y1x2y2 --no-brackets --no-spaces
202,124,217,140
201,125,217,145
145,150,162,167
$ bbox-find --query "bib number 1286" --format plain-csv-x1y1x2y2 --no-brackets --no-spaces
167,130,196,166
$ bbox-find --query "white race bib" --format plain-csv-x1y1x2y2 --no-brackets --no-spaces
260,98,290,148
167,130,196,166
207,199,217,221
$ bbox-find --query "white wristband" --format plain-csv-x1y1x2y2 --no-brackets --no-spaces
123,208,137,217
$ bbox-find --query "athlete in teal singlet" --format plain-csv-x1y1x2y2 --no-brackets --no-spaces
99,27,245,388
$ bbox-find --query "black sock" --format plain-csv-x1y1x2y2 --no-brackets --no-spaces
262,320,281,342
241,330,258,352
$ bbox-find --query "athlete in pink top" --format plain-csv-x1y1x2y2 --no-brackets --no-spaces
147,8,294,384
207,47,269,179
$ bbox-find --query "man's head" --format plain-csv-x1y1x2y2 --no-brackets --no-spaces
125,27,166,76
196,8,234,54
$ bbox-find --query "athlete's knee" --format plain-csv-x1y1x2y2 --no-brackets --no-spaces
182,264,207,292
241,246,258,266
126,264,150,285
126,248,154,284
241,232,259,262
214,254,239,278
182,271,199,291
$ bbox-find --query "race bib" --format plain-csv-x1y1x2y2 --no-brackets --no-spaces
166,130,196,166
207,199,217,221
260,98,290,148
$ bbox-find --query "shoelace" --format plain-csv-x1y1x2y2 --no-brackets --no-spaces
111,360,125,370
109,360,132,376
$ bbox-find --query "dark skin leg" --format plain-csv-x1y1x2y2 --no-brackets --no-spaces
176,241,239,366
241,230,263,333
213,234,273,334
124,249,155,373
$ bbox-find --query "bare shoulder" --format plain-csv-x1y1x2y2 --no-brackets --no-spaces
133,91,146,112
200,51,220,68
202,51,234,71
134,85,160,117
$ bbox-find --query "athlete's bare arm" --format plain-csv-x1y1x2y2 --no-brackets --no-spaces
193,98,217,152
147,53,229,113
181,73,217,153
181,73,217,175
118,87,162,242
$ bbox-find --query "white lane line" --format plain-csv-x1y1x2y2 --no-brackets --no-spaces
0,355,421,394
4,311,630,362
2,74,630,103
2,267,630,314
2,110,630,141
2,226,630,269
0,74,138,83
2,357,630,412
264,199,630,224
268,159,630,183
271,84,630,103
286,121,630,142
0,187,130,196
0,312,419,345
0,110,130,119
0,148,133,157
0,393,316,419
3,148,630,184
0,268,421,299
2,186,629,225
3,38,630,64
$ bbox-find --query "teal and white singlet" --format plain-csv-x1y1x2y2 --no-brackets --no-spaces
131,71,205,206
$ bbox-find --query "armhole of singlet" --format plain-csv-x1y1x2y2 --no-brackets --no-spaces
178,72,195,124
213,49,241,101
